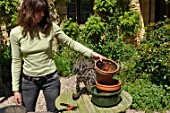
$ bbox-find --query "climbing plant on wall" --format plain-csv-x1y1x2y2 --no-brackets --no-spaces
0,0,19,27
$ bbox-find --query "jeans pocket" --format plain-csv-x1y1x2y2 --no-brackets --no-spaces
49,72,59,81
21,78,36,91
22,77,31,84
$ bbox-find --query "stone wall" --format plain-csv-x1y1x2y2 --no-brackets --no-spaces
51,0,67,26
131,0,145,45
0,25,10,90
50,0,68,52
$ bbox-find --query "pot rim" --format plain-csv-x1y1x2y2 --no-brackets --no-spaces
90,85,121,96
96,79,121,87
95,59,119,74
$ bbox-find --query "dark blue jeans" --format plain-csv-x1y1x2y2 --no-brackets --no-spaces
21,71,60,112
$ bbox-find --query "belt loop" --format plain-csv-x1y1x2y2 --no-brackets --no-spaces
44,75,48,80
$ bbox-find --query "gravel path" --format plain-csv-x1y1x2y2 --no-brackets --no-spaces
35,76,78,112
0,76,78,112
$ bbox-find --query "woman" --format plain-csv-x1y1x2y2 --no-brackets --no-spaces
10,0,103,112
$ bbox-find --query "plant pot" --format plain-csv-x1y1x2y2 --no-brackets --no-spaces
96,79,121,92
95,59,119,85
90,85,121,107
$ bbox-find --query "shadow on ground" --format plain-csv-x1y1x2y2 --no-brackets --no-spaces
0,74,13,104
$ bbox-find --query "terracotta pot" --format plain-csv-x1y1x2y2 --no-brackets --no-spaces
96,79,121,92
94,59,119,84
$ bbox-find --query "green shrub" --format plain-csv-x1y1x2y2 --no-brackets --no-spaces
119,19,170,112
94,0,117,17
0,46,11,78
120,19,170,87
0,0,19,27
81,14,106,44
94,0,131,22
53,47,79,77
123,79,170,113
104,8,142,43
101,38,137,63
118,8,142,37
0,46,11,67
62,18,80,40
139,19,170,87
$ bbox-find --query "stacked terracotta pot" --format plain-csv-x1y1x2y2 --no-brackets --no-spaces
90,59,121,107
94,59,121,93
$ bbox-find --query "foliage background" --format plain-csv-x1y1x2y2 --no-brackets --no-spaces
0,0,170,112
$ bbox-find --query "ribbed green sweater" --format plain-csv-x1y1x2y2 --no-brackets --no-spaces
10,22,93,91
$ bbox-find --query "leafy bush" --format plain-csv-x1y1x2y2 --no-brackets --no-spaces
81,14,106,44
123,79,170,113
104,8,142,43
53,47,79,77
118,8,142,37
104,12,120,42
0,46,11,78
120,19,170,112
0,0,19,27
0,46,11,67
141,19,170,87
94,0,131,22
101,38,137,63
94,0,117,17
62,18,80,40
120,19,170,86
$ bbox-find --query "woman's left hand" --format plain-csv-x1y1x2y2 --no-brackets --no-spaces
91,51,106,61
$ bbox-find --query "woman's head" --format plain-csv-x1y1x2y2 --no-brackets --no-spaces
18,0,52,35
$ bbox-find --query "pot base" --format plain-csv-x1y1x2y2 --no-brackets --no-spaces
91,86,121,107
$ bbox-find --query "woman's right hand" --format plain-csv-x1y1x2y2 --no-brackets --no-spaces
14,91,22,105
91,51,106,61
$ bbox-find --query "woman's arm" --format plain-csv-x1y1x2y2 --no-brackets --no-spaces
10,27,22,92
52,23,104,59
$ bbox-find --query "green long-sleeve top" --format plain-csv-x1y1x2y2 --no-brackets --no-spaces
10,22,93,91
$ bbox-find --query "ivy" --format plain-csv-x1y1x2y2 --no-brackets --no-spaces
0,0,19,27
81,14,106,44
0,46,11,67
62,18,80,40
118,8,142,36
94,0,117,14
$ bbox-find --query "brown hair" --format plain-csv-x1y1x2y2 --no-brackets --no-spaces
18,0,52,38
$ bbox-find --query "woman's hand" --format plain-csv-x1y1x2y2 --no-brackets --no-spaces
91,51,106,61
14,91,22,105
